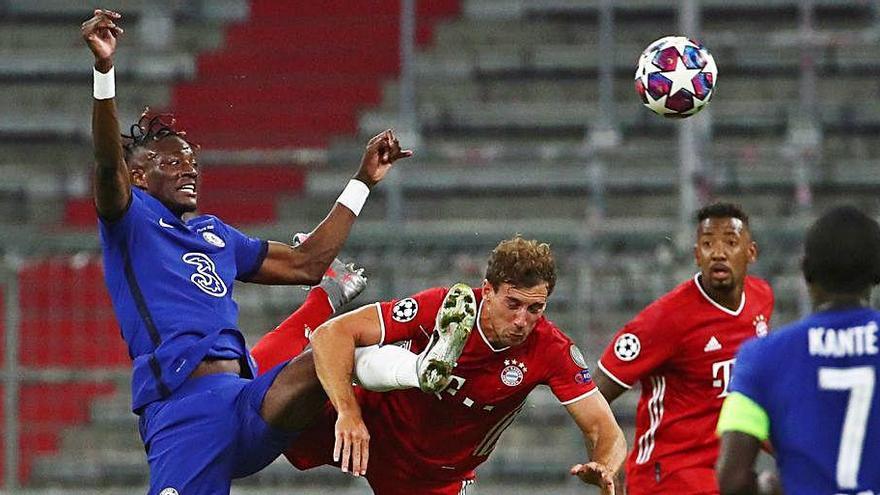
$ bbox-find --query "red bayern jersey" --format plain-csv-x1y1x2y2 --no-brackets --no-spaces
288,286,596,484
598,274,774,495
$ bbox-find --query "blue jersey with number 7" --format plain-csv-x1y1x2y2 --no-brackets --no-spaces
99,187,267,412
729,307,880,494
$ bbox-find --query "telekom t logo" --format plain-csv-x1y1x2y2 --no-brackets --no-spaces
712,358,737,398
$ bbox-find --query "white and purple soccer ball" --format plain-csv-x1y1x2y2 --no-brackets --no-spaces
634,36,717,118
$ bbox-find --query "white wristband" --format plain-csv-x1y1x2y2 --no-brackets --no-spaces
93,66,116,100
336,179,370,216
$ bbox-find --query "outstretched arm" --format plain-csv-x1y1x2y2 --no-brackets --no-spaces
567,392,627,495
309,304,383,476
81,9,130,221
250,131,412,285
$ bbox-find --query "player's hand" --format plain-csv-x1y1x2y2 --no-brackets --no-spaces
353,129,413,187
570,462,615,495
333,411,370,477
81,9,124,67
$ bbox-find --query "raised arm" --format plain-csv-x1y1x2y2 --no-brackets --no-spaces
567,393,627,495
249,131,412,286
81,9,130,221
309,304,384,476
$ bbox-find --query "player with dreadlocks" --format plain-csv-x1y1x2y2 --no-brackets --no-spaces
79,8,483,495
121,110,188,159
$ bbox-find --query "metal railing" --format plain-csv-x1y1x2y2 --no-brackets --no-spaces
3,262,21,491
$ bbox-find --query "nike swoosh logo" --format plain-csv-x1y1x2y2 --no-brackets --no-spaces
158,218,175,228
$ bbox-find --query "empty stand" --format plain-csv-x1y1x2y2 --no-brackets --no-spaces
3,0,880,491
172,0,459,150
1,257,125,484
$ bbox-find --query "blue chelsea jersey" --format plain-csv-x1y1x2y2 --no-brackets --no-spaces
731,307,880,494
99,188,268,412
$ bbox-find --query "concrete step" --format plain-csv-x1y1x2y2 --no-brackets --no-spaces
31,450,147,487
463,0,870,21
89,394,137,430
0,21,225,52
60,425,142,454
381,75,877,109
3,0,248,21
0,82,170,116
0,48,194,80
435,18,880,51
362,98,880,140
0,140,91,169
330,132,880,170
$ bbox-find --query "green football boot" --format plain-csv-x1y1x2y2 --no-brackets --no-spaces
417,283,477,393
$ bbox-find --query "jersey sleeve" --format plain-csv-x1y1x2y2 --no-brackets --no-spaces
98,187,143,235
543,330,597,405
376,287,447,345
597,301,678,389
224,224,268,281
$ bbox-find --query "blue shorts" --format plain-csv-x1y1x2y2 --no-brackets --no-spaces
138,363,298,495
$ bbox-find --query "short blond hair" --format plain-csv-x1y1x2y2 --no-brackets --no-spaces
485,236,556,294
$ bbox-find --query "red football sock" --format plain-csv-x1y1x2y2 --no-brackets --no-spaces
251,287,334,374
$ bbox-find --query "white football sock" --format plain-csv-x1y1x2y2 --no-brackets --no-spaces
353,344,419,391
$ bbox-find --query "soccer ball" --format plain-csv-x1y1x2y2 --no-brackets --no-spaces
634,36,717,118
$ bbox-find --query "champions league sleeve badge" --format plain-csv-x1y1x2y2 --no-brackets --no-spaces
614,333,641,362
391,297,419,322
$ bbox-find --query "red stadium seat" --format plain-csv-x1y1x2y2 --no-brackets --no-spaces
248,0,458,19
199,165,305,193
17,258,128,367
62,198,97,228
0,383,117,482
173,0,459,151
1,258,122,483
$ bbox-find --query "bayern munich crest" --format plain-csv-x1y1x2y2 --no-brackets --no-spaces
754,315,769,338
500,359,527,387
392,298,419,322
614,333,641,362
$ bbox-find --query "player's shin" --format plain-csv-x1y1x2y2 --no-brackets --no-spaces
354,345,419,391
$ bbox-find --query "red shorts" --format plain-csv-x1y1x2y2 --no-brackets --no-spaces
285,403,475,495
367,473,473,495
626,466,718,495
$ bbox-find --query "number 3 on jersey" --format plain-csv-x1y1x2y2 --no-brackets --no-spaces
182,252,228,297
818,366,875,490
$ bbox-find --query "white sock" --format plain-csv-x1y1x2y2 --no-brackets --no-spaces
353,345,419,391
